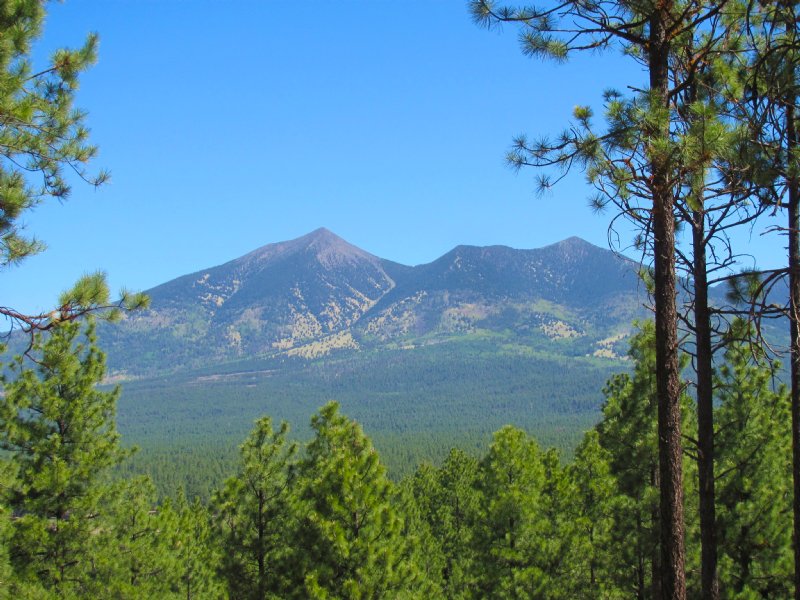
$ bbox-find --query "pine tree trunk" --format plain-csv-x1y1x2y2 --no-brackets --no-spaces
649,3,687,598
651,468,662,600
654,181,686,600
258,493,266,600
694,211,719,600
787,100,800,600
637,509,647,599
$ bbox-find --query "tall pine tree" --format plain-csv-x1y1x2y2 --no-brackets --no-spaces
469,3,744,593
714,329,793,597
213,416,297,600
293,402,422,599
0,320,125,595
473,425,548,598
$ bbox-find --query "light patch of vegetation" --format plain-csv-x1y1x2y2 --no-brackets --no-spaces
529,299,573,321
440,303,493,333
234,307,264,328
592,332,628,359
286,305,324,340
286,330,359,359
225,326,242,352
541,320,582,339
364,291,427,339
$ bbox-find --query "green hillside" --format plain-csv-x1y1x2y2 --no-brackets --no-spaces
116,338,623,498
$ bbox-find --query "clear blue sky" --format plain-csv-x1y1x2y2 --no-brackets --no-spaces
4,0,785,315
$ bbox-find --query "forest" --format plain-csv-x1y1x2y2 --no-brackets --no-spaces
3,0,800,599
0,319,792,598
112,339,619,500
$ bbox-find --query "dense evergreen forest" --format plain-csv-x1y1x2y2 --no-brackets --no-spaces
3,0,800,598
0,319,793,598
112,342,617,500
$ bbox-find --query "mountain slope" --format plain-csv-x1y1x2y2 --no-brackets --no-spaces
90,228,655,487
102,228,410,371
355,237,643,353
99,230,646,375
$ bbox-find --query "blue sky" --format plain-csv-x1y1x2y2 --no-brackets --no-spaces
4,0,785,315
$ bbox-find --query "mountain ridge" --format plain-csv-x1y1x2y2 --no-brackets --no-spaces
98,229,646,376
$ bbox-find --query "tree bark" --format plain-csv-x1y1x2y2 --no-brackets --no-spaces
787,100,800,600
650,3,687,598
651,468,662,600
693,210,720,600
653,167,687,600
258,493,266,600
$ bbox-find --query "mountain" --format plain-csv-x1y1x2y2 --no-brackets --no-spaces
100,229,646,375
357,237,643,347
6,229,788,491
88,228,659,490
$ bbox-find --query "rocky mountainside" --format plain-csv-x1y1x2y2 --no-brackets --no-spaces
100,228,647,376
357,237,643,346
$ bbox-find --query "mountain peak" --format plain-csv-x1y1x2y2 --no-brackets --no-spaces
270,227,345,250
300,227,339,243
546,236,597,250
538,236,619,261
238,228,379,270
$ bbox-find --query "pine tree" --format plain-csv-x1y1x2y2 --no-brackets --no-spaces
0,1,147,334
95,476,182,598
212,416,297,600
0,320,126,595
421,448,481,599
294,402,421,599
0,458,18,598
473,425,548,598
394,476,446,598
469,3,744,594
167,490,225,600
730,4,800,593
0,0,107,271
566,430,626,599
714,331,793,597
537,447,581,599
670,31,766,596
